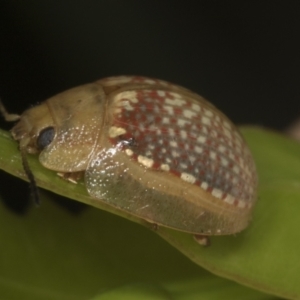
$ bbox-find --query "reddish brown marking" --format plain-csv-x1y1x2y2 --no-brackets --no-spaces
108,85,256,207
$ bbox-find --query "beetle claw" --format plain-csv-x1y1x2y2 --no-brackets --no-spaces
57,172,84,184
193,235,210,247
142,220,159,231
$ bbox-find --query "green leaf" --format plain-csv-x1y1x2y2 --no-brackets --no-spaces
0,127,299,299
0,192,276,300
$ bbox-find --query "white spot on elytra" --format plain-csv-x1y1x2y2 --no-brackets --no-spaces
138,155,154,168
237,201,246,208
201,116,211,126
170,140,178,148
224,194,235,205
171,150,180,158
161,164,170,171
145,150,152,156
210,130,218,138
223,128,232,139
212,188,223,199
210,151,217,160
163,105,174,115
168,128,175,137
108,126,127,138
232,177,239,184
129,97,138,103
195,146,203,154
218,145,226,153
204,109,214,117
233,165,240,174
183,109,196,119
202,126,208,134
125,149,133,156
223,120,231,129
201,182,208,190
180,163,188,169
191,103,201,112
144,79,156,84
177,119,190,126
121,100,134,111
114,91,136,102
189,155,196,164
158,91,166,97
180,130,187,139
197,135,206,144
221,157,229,167
227,140,233,148
181,173,196,184
239,158,245,169
162,117,170,124
228,152,235,161
165,97,186,106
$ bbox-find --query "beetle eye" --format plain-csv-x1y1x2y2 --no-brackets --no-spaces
37,127,55,150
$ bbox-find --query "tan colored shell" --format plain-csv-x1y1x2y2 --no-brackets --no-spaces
9,76,257,235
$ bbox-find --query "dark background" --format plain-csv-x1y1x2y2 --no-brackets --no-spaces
0,1,300,211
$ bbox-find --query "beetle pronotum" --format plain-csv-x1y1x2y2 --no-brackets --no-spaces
0,76,257,242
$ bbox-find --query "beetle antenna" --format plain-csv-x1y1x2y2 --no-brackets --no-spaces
0,99,39,204
20,146,40,205
0,99,20,122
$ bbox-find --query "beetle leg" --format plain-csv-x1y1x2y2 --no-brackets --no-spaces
57,172,84,184
141,220,159,231
193,235,210,247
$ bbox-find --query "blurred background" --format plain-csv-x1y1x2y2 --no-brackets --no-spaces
0,1,300,211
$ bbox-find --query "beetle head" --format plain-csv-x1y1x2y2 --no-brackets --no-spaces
11,103,55,154
0,100,54,204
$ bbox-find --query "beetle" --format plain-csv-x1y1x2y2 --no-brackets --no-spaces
0,76,257,241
